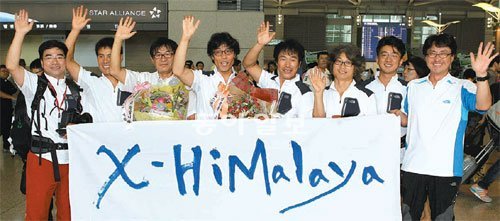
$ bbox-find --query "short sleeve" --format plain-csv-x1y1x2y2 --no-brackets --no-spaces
461,80,478,112
257,70,275,89
298,92,314,118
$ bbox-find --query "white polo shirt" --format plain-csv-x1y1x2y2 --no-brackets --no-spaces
402,74,481,177
365,74,407,137
258,70,313,118
78,67,125,123
18,70,69,164
191,68,237,119
322,80,377,117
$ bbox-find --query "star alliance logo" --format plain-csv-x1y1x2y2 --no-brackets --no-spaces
150,7,161,19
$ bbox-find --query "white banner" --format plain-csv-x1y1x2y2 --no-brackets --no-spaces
68,115,401,220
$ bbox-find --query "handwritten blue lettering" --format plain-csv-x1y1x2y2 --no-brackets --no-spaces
174,145,202,196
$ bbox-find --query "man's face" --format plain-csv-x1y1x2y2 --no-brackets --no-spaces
197,63,204,71
30,67,43,76
277,50,300,81
211,44,235,75
425,44,454,76
376,45,403,75
41,47,66,78
151,46,174,75
333,52,355,81
317,54,329,70
403,63,418,82
97,47,121,75
0,67,9,79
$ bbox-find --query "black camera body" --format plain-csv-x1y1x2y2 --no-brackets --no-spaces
56,110,93,136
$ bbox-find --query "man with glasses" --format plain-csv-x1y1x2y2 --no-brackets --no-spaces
401,33,495,220
110,17,180,88
242,21,313,118
172,16,241,119
6,9,74,220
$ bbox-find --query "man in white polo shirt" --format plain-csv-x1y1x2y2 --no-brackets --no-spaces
172,16,241,119
243,21,313,118
302,51,332,90
401,33,495,220
65,6,126,123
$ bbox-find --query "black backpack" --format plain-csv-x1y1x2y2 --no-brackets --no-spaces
10,74,82,160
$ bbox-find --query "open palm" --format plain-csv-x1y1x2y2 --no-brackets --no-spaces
14,9,33,34
72,5,91,31
182,16,200,40
310,68,326,93
470,42,498,77
115,17,137,40
257,21,275,45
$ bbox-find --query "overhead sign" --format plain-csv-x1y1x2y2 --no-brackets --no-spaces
68,115,401,220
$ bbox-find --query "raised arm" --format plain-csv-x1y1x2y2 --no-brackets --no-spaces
5,9,33,87
242,21,275,83
110,17,136,83
310,68,327,118
471,42,496,111
172,16,200,87
65,5,91,82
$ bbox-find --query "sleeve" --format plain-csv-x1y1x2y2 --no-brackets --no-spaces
461,80,478,112
124,69,143,90
18,69,37,99
298,92,314,118
400,85,407,114
403,85,410,115
187,90,197,116
76,66,92,90
190,70,203,93
257,70,274,88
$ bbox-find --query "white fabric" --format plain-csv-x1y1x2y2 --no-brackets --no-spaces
365,75,407,137
402,74,477,177
124,69,181,87
18,70,69,163
78,67,125,123
322,80,377,117
68,115,401,220
257,70,313,118
190,68,237,119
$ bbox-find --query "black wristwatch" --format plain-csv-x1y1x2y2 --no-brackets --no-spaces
475,76,489,82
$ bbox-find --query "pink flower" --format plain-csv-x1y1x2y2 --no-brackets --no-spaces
134,82,151,92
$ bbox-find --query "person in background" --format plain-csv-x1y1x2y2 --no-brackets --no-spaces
185,60,194,69
0,64,17,152
266,61,277,75
233,59,242,73
463,69,476,82
302,51,332,91
196,61,204,71
29,59,43,76
402,56,429,83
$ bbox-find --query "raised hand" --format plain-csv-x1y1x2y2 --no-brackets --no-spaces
115,17,137,40
310,67,326,93
257,21,275,46
470,42,498,77
72,5,91,31
14,9,33,35
182,16,200,41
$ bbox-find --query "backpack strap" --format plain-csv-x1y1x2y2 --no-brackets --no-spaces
65,78,83,113
31,74,49,137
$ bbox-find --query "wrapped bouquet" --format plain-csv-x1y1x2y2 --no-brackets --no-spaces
124,80,189,122
211,72,278,119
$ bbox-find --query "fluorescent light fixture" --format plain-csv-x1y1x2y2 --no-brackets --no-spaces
421,20,460,33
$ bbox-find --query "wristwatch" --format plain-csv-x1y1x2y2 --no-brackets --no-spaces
475,76,489,82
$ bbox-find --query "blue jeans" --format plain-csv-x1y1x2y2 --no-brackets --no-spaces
478,160,499,190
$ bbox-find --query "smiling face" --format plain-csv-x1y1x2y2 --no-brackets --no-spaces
425,44,454,77
41,47,66,79
277,50,300,81
332,52,354,82
97,47,122,76
151,46,175,75
211,44,235,75
376,45,403,76
403,62,418,82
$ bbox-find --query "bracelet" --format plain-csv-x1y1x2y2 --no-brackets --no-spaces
475,76,489,82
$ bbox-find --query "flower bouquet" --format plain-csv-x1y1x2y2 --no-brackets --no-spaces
211,72,278,119
124,80,189,122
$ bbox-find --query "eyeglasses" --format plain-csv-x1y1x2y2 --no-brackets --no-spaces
213,48,234,57
334,59,353,67
426,52,452,59
154,51,174,59
404,67,415,72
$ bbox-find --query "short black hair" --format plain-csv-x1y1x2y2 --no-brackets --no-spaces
95,37,121,55
273,39,305,63
207,32,240,57
233,59,241,66
185,60,193,66
29,58,42,70
0,64,6,69
463,68,476,80
38,40,68,59
331,44,365,78
405,56,429,78
317,51,329,59
196,61,204,66
376,36,406,58
149,37,178,58
422,33,457,56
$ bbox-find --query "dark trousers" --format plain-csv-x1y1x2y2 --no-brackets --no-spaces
478,160,499,190
1,106,13,149
401,171,461,221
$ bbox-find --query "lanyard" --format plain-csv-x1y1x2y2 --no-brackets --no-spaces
47,81,68,117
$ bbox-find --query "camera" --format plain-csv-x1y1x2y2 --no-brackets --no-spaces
56,110,93,136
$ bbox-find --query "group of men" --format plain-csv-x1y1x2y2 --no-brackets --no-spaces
2,5,496,221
